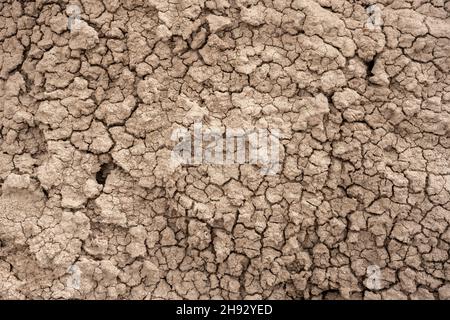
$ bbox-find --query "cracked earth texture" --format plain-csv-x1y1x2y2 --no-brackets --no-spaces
0,0,450,300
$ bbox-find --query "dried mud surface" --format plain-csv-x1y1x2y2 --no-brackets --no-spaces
1,0,450,300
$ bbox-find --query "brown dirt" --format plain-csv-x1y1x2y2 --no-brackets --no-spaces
0,0,449,300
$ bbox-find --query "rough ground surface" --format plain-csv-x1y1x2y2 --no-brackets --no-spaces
0,0,450,300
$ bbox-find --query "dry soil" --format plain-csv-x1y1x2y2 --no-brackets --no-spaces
0,0,450,300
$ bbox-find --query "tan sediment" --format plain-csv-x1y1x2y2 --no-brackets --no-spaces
0,0,449,300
